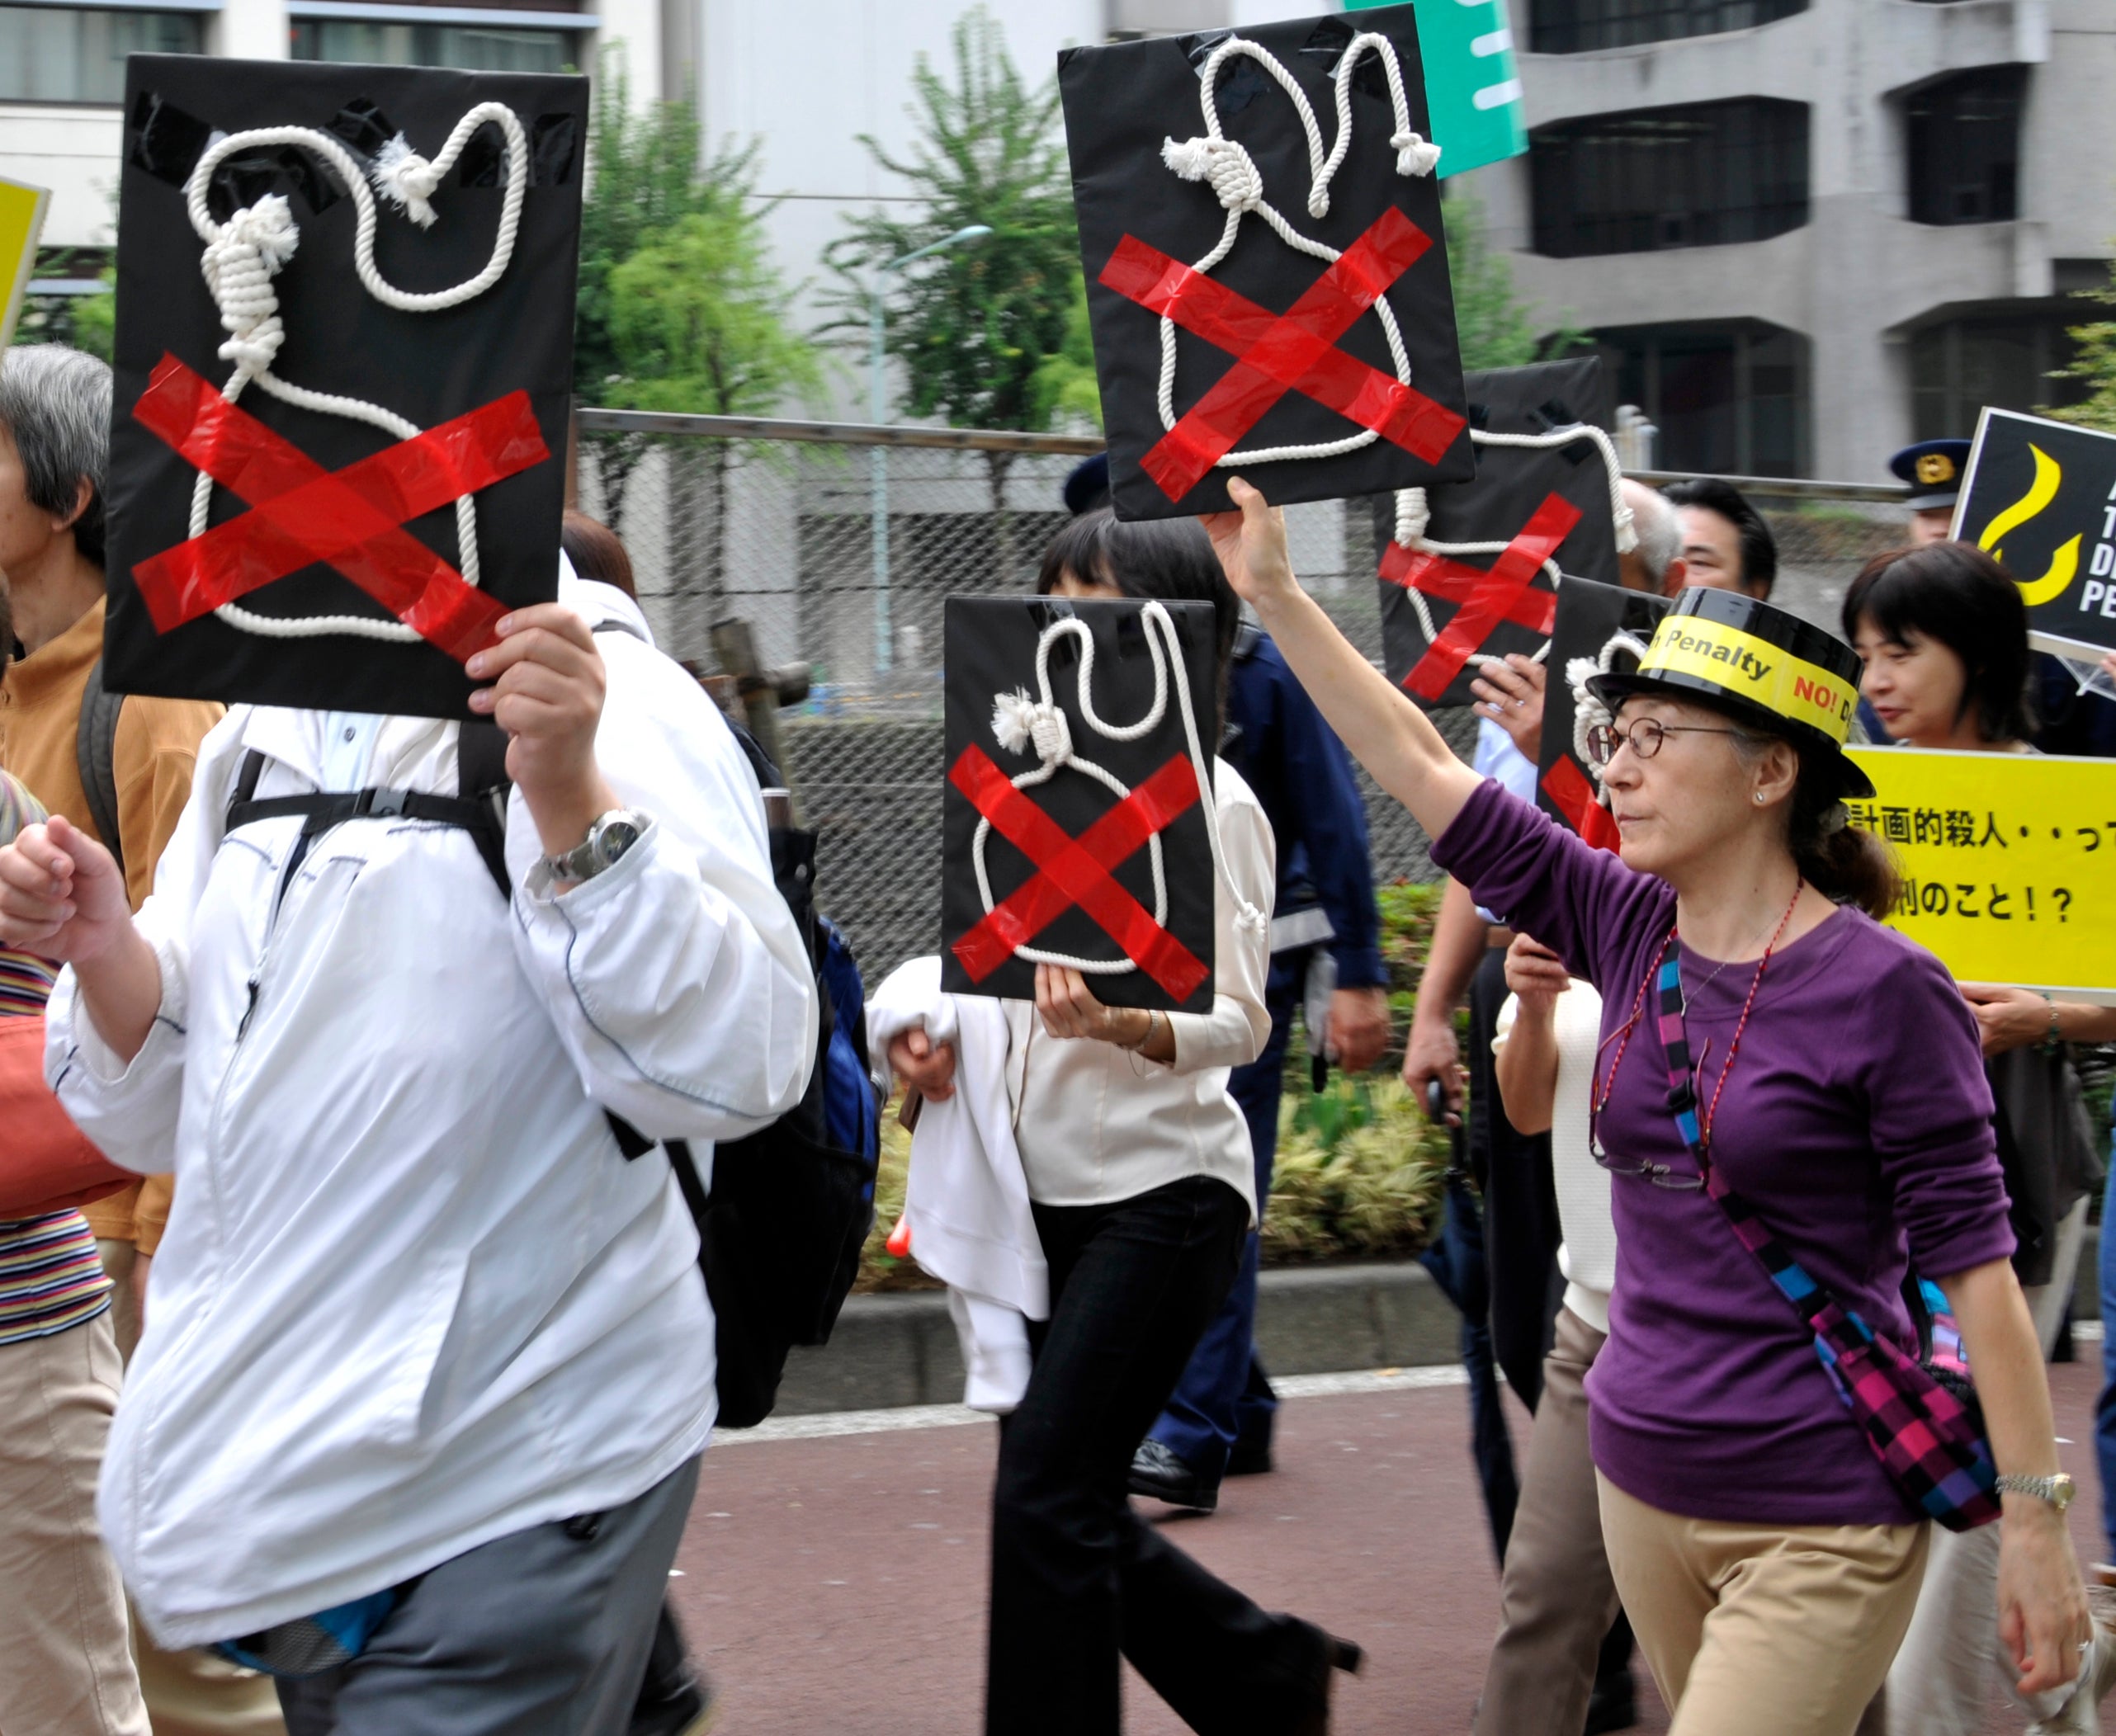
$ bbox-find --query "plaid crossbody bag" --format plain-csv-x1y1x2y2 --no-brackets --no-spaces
1652,938,2001,1532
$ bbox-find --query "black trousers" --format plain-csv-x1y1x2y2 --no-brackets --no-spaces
986,1175,1329,1736
1467,944,1565,1412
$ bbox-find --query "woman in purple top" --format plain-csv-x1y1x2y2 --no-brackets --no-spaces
1202,480,2089,1734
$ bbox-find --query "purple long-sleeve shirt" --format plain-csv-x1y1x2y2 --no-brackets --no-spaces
1433,781,2012,1526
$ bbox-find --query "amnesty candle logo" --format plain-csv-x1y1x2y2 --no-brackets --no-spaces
1956,408,2116,662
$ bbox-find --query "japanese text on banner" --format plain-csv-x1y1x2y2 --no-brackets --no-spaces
1844,747,2116,1002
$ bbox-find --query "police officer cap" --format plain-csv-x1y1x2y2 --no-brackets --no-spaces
1889,438,1972,512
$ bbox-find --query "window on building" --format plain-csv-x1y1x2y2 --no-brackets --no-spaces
1908,309,2090,441
1905,67,2025,226
1528,0,1805,54
1596,321,1807,477
1530,99,1808,257
0,5,203,104
290,18,572,73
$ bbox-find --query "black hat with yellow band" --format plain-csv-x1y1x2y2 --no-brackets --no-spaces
1585,587,1876,800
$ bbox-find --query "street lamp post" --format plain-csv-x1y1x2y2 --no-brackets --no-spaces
868,224,992,678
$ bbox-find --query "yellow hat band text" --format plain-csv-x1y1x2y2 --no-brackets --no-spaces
1637,616,1855,743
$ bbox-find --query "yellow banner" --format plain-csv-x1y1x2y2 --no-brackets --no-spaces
1643,615,1856,743
0,176,50,352
1845,748,2116,1002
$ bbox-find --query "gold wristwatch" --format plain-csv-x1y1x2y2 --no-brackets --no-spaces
1994,1472,2076,1512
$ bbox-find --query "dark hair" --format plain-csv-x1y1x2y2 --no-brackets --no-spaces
1036,508,1240,737
561,510,636,600
1840,542,2033,744
0,346,111,572
1662,476,1776,596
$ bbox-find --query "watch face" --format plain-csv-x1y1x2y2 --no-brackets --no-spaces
595,817,644,866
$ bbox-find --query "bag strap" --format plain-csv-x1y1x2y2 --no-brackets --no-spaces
76,658,127,886
1652,936,1882,1356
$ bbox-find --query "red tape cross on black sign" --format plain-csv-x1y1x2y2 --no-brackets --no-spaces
949,743,1208,1004
130,353,547,664
1098,207,1467,504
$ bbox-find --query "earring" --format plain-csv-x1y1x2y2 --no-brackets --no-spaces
1754,791,1765,804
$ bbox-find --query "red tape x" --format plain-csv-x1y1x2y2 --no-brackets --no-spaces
1542,757,1623,854
130,354,550,664
950,743,1208,1003
1098,207,1467,502
1389,492,1582,702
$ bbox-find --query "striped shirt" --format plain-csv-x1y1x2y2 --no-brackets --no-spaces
0,767,111,1343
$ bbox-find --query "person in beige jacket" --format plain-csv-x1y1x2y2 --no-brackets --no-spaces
0,343,280,1736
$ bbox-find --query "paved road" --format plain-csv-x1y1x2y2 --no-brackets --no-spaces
666,1359,2109,1735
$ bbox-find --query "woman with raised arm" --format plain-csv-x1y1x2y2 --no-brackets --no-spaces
1206,479,2090,1735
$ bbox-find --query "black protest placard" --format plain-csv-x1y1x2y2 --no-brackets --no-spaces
105,56,587,718
1955,408,2116,662
1375,355,1623,710
943,597,1220,1012
1058,5,1473,523
1535,575,1669,845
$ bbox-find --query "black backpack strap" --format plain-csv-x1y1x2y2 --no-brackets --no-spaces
454,721,512,900
76,658,126,885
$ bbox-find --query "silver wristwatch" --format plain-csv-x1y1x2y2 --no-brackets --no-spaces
1994,1471,2076,1512
541,809,649,886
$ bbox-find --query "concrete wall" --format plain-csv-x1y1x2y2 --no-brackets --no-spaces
1468,0,2116,484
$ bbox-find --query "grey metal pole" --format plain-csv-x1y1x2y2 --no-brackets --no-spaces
869,285,891,677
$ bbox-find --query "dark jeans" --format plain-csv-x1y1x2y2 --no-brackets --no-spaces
2099,1148,2116,1561
1421,1172,1519,1563
987,1175,1330,1736
1148,986,1295,1480
1467,945,1564,1413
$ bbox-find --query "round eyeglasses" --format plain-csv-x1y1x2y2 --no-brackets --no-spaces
1584,719,1749,767
1590,1143,1705,1191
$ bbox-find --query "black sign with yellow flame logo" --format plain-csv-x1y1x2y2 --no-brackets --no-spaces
1955,408,2116,659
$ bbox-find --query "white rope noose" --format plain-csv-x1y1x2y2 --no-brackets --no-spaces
973,601,1267,979
1155,31,1440,474
1566,630,1652,779
179,103,528,642
1387,421,1637,675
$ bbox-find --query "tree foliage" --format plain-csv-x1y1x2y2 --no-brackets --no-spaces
1027,276,1103,433
821,7,1079,435
1441,186,1580,371
2048,264,2116,433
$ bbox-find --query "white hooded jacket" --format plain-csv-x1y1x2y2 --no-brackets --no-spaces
45,576,816,1648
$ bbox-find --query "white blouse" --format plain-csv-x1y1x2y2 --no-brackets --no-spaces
1004,759,1276,1213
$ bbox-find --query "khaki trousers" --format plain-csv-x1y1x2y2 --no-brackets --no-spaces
1473,1304,1622,1736
0,1310,149,1736
92,1238,286,1736
1599,1474,1929,1736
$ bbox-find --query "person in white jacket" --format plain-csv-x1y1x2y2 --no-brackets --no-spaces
891,511,1362,1736
0,564,815,1734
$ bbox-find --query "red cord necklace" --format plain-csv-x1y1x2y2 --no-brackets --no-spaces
1590,878,1805,1160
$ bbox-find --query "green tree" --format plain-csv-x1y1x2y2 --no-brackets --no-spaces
1026,276,1102,433
604,201,823,606
574,47,767,519
1441,186,1579,370
824,7,1080,578
2048,264,2116,432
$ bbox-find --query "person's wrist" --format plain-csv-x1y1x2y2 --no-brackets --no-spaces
1117,1007,1155,1050
525,769,621,861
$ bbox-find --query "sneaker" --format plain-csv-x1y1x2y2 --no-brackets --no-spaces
1127,1440,1219,1512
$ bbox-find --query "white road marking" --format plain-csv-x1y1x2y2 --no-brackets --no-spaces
711,1366,1470,1446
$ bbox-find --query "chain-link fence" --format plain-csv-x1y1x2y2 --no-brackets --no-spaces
574,408,1916,982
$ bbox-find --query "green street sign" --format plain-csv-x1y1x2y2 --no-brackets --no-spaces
1344,0,1527,178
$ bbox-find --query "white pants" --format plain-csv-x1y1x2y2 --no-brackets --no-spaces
1883,1196,2091,1736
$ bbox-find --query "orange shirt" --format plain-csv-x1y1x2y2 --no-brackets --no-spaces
1,595,222,1252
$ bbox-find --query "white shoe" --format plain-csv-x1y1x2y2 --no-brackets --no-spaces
2027,1620,2116,1736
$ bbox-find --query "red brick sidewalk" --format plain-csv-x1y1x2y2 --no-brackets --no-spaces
668,1360,2107,1734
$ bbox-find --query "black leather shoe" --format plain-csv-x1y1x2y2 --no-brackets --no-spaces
1226,1436,1274,1477
1127,1440,1219,1512
1583,1666,1637,1735
1291,1628,1363,1736
630,1677,713,1736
